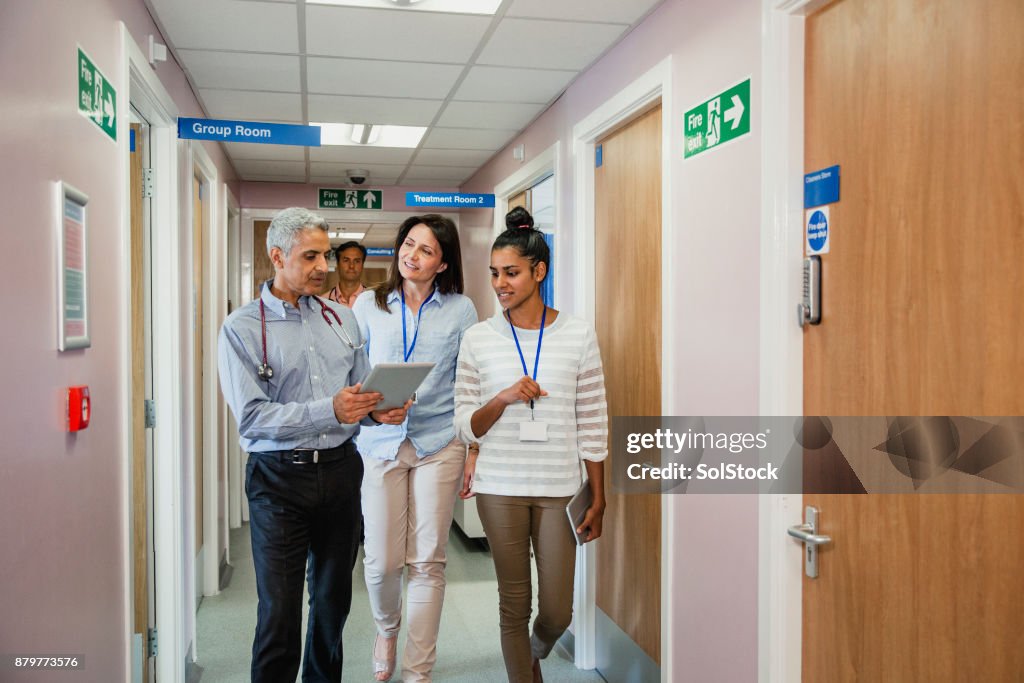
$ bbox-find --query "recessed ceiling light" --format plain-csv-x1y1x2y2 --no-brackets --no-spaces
313,122,426,148
330,231,367,239
306,0,501,15
350,124,381,145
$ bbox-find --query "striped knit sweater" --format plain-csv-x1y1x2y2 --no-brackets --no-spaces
454,311,609,497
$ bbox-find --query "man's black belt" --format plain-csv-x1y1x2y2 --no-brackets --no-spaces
253,440,357,465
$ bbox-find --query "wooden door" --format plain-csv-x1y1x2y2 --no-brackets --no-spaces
130,115,156,682
193,176,205,556
594,104,662,666
802,1,1024,680
253,219,273,299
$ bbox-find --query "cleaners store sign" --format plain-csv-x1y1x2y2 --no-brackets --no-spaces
177,117,322,147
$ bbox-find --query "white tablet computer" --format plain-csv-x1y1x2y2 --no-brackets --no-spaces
360,362,435,410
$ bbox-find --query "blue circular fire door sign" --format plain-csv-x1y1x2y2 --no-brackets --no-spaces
806,207,830,255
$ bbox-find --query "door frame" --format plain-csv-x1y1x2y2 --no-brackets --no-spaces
189,140,224,639
757,1,838,682
120,22,188,683
226,190,243,536
492,142,561,316
570,56,674,681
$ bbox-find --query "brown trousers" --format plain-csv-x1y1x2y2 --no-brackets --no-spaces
476,494,576,683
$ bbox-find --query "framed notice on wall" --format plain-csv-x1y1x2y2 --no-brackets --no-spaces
56,181,90,350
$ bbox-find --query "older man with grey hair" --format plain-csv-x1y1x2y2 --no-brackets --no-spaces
219,207,409,682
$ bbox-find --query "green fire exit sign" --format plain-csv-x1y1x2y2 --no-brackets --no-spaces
78,47,116,141
684,79,750,158
319,188,383,210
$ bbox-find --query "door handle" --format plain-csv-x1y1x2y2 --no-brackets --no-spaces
788,506,831,578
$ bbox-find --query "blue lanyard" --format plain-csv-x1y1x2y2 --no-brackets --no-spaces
507,305,546,409
400,287,434,362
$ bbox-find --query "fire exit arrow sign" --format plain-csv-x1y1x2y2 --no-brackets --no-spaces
77,47,116,142
684,78,750,159
319,188,383,210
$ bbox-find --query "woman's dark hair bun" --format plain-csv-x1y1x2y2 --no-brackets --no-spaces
505,206,534,231
494,206,549,279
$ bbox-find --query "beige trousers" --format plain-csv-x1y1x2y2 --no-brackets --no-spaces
476,494,577,683
361,438,465,683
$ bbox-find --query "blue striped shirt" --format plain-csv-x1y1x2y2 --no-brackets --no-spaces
218,281,371,454
352,289,478,460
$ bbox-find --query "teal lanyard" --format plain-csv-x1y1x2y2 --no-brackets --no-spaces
400,287,434,362
507,305,546,411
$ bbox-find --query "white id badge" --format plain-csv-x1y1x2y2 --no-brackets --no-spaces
519,420,549,442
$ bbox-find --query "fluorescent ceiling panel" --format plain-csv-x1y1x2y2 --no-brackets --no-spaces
307,0,501,15
313,123,427,148
330,231,367,239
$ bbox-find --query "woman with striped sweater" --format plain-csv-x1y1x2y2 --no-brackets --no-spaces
454,210,608,683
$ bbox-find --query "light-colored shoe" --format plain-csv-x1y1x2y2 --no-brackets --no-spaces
373,634,397,682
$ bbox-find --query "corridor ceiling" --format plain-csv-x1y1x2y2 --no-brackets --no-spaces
145,0,664,186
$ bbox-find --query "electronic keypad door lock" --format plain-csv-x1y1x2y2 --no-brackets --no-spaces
798,256,822,327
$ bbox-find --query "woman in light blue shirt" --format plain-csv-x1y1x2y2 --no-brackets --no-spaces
352,214,477,683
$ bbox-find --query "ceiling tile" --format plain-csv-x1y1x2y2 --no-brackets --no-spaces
478,18,627,70
149,0,298,52
404,165,476,181
307,57,463,99
506,0,664,24
403,174,473,186
423,127,517,151
310,162,406,178
453,65,576,103
413,148,494,166
233,159,308,176
200,89,303,121
307,94,442,126
436,101,545,130
223,141,307,161
178,50,301,92
306,6,490,63
310,176,399,186
309,146,416,164
244,174,310,183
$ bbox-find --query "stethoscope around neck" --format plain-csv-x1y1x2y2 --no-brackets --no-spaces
256,295,365,381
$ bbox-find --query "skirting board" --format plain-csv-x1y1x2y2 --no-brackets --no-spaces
596,607,659,683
